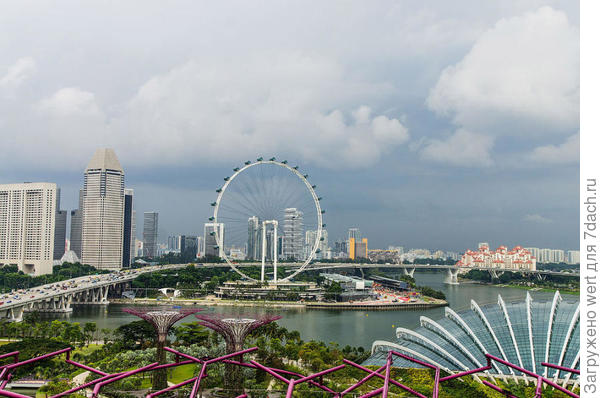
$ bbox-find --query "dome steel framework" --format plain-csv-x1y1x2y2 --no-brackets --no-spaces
367,291,580,385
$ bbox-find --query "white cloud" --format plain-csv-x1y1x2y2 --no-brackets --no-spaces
427,6,579,134
38,87,103,117
113,55,408,168
523,214,552,223
420,129,494,167
529,133,579,164
1,54,409,170
0,57,36,90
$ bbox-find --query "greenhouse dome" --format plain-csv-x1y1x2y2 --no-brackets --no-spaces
366,291,579,384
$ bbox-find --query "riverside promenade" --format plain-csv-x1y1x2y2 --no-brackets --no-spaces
110,296,447,310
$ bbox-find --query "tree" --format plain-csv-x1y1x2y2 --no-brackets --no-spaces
84,322,97,345
173,322,210,346
114,320,156,349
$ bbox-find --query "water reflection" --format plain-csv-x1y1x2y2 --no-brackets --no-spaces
41,271,577,349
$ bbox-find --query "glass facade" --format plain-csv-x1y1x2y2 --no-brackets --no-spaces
366,292,579,381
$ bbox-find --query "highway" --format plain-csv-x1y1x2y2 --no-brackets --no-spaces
0,261,578,321
0,263,189,320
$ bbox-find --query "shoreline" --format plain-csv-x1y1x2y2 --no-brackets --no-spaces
108,297,447,310
458,278,580,295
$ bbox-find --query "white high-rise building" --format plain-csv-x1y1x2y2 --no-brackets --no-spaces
525,247,540,261
539,248,552,263
305,229,328,260
567,250,580,264
0,182,58,275
247,216,261,260
551,249,565,263
196,236,204,258
81,148,125,270
204,223,224,258
283,208,303,260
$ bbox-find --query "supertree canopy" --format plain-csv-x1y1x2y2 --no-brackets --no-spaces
123,307,202,390
196,313,282,395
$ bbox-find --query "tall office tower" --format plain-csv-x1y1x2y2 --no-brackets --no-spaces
196,236,204,257
167,236,180,251
52,188,67,261
334,240,348,255
69,189,84,259
81,148,125,270
247,216,261,260
54,211,67,260
305,229,328,260
204,223,224,258
130,209,136,260
182,236,198,259
122,189,135,266
567,250,580,264
143,212,159,258
283,208,303,260
0,182,58,275
348,228,361,241
265,229,275,261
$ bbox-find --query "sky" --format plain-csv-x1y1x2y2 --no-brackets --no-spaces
0,1,580,251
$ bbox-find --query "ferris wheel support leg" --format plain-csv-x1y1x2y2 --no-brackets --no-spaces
261,221,267,283
273,223,278,284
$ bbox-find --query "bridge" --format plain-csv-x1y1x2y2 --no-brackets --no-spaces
201,262,579,284
0,264,189,321
0,262,578,321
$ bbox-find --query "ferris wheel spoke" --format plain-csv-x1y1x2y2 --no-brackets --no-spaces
220,194,261,220
213,160,323,282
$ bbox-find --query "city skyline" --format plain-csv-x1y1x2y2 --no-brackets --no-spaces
0,1,579,251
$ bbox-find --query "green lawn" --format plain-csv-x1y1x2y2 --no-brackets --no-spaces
73,343,103,356
168,363,197,384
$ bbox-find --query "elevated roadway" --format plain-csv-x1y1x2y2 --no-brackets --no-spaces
0,262,577,321
0,264,188,321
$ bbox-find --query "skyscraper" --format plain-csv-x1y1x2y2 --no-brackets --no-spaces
54,210,67,260
167,235,180,251
204,223,224,258
69,189,84,259
143,212,159,258
122,189,135,266
247,216,261,260
0,182,58,275
305,229,327,260
348,228,361,241
196,236,204,258
130,209,136,261
551,249,565,263
283,208,303,260
349,237,368,260
567,250,580,264
81,148,125,270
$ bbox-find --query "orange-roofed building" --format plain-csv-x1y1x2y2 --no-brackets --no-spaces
456,244,536,271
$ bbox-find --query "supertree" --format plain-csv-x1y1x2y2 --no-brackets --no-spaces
123,307,202,390
195,313,282,395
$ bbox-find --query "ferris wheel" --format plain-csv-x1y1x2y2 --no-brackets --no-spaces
209,157,324,283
